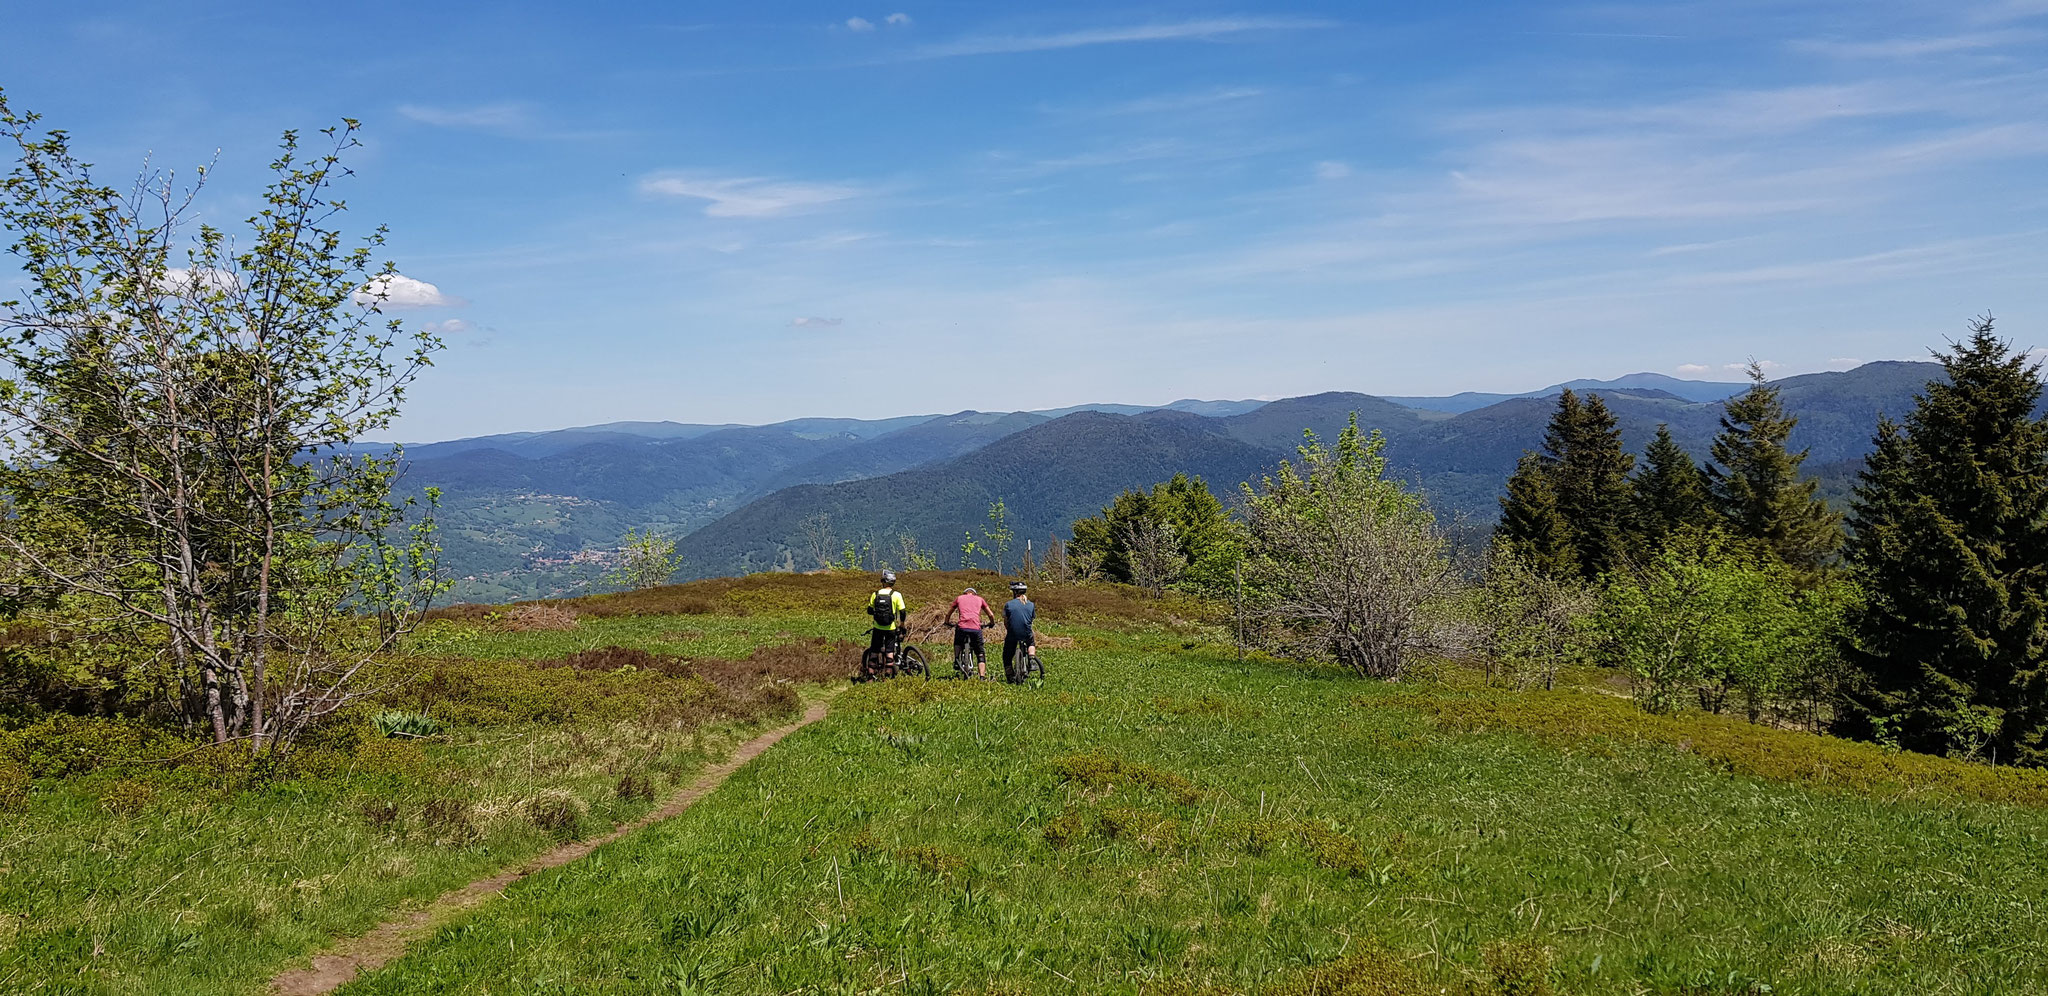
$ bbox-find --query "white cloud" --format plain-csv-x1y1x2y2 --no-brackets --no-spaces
355,273,464,309
1675,363,1712,376
1826,357,1863,368
421,319,477,334
846,16,874,31
397,103,530,130
912,17,1332,59
1314,160,1352,180
790,316,844,327
157,267,241,295
885,12,911,26
639,173,864,217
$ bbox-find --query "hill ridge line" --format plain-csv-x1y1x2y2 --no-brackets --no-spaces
266,697,835,995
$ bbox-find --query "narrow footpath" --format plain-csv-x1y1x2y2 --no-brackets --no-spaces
268,698,834,995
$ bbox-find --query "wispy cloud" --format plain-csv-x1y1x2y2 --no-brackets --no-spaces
845,16,874,31
910,17,1332,60
1790,31,2042,58
1066,86,1266,117
790,316,844,327
639,173,865,217
886,12,912,26
397,103,531,131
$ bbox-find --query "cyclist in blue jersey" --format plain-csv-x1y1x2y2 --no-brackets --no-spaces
1002,581,1037,683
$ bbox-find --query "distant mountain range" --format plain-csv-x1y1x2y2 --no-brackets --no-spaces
395,365,1940,601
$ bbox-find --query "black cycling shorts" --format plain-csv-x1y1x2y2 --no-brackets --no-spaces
1003,630,1035,668
953,628,986,662
868,628,900,655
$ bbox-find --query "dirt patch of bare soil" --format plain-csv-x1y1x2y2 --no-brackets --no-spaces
267,699,832,995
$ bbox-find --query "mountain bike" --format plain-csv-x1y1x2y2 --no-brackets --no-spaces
857,633,927,681
949,625,988,680
1003,639,1044,684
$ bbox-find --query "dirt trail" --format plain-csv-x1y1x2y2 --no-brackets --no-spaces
268,698,833,995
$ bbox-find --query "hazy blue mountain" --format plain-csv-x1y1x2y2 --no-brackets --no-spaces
674,411,1279,578
749,410,1052,496
1385,372,1752,414
667,364,1939,580
1030,398,1269,418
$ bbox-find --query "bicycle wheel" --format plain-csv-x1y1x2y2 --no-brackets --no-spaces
900,645,929,679
856,648,880,682
1027,653,1044,680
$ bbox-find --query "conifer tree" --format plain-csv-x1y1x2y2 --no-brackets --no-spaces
1841,318,2048,764
1495,452,1576,577
1629,423,1711,552
1494,389,1633,580
1706,363,1840,567
1553,391,1635,578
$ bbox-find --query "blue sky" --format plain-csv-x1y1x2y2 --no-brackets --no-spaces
6,1,2047,440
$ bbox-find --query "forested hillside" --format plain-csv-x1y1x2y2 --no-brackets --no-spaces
672,362,1940,579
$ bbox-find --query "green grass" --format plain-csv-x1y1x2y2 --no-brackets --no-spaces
0,612,843,995
336,619,2048,995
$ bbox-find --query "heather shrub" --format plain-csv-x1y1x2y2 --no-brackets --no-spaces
1400,690,2048,806
0,761,28,812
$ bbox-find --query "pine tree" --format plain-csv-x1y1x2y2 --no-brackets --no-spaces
1629,423,1711,552
1495,452,1576,577
1706,363,1841,567
1841,318,2048,764
1551,391,1634,579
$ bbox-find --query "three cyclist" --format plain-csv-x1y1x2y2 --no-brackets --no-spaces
860,572,1042,683
942,585,998,679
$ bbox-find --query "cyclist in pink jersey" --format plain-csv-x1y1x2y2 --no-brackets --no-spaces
942,586,998,679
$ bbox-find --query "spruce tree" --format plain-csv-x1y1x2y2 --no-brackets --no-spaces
1495,452,1576,577
1494,389,1632,580
1706,363,1841,567
1552,391,1635,578
1842,318,2048,764
1629,423,1711,552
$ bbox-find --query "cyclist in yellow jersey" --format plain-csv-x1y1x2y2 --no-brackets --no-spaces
865,570,909,665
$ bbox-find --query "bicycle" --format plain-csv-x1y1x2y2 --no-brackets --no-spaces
1003,639,1044,684
948,624,990,680
856,632,928,681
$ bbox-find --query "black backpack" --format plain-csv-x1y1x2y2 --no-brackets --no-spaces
868,589,896,626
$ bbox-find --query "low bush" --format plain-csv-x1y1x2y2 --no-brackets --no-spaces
1051,751,1202,804
524,789,587,840
97,779,157,816
0,714,192,778
1396,690,2048,807
0,761,28,812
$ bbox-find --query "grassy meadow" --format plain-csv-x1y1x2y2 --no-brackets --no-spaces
7,571,2048,994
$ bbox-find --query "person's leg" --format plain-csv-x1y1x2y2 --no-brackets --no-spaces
1003,633,1023,681
970,630,986,678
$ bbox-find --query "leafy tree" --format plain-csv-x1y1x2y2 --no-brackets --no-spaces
1476,545,1595,690
0,95,446,748
983,499,1014,575
1706,363,1841,567
1596,536,1846,718
1494,452,1576,578
895,534,939,572
1840,319,2048,764
1628,423,1711,554
602,530,681,591
1069,473,1238,592
1241,415,1462,679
